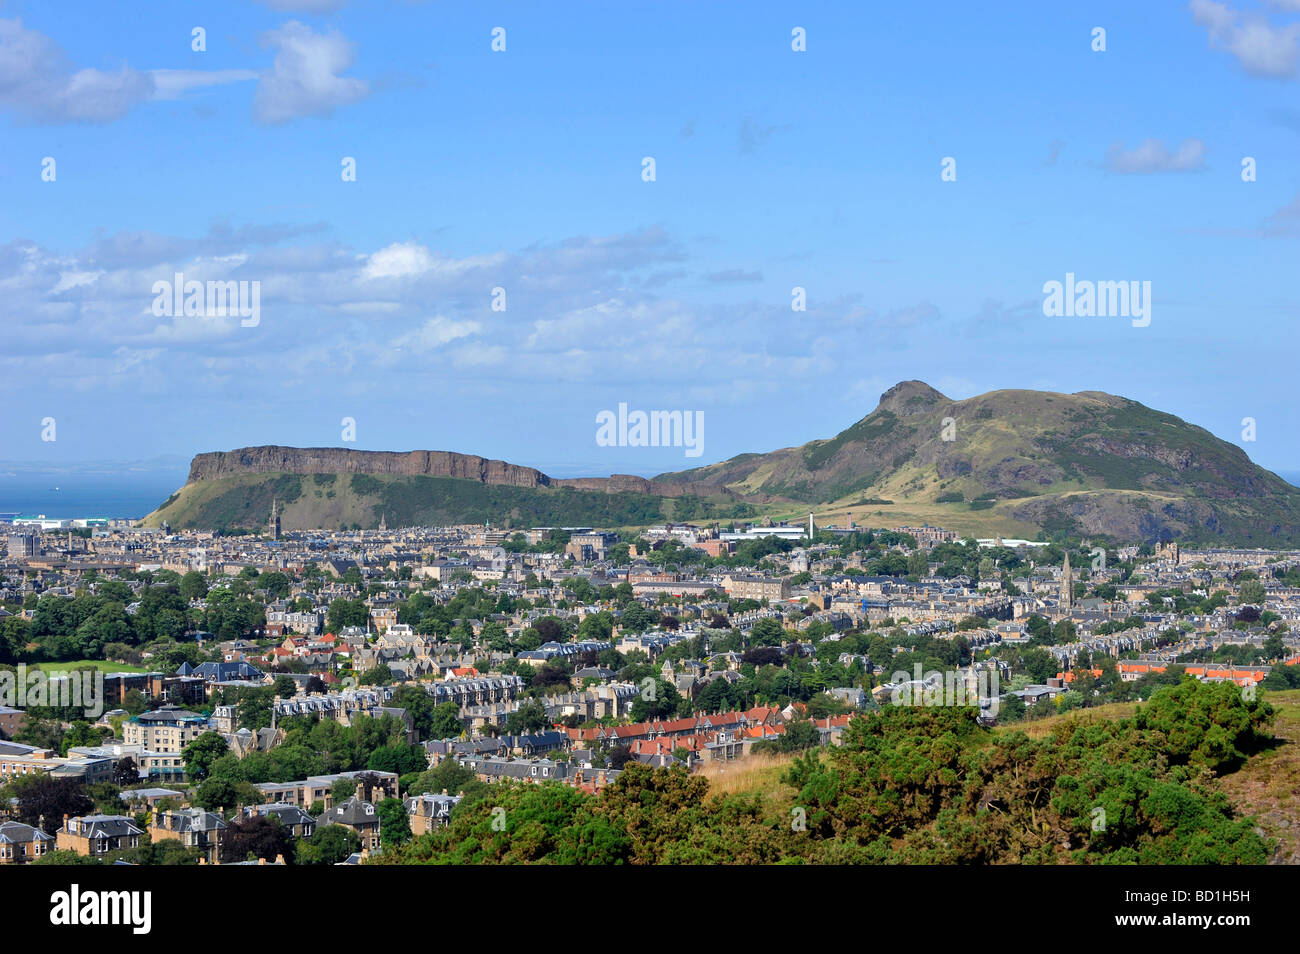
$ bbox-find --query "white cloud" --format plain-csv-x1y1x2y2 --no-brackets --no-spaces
391,316,480,353
1105,138,1206,173
1190,0,1300,78
361,242,506,282
0,19,255,123
150,69,258,101
51,270,103,294
253,21,369,124
363,242,437,280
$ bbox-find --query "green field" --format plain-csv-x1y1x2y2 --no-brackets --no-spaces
22,660,151,674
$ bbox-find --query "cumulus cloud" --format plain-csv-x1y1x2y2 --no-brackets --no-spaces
0,18,153,122
1190,0,1300,78
1105,138,1206,173
253,21,369,124
0,18,255,123
0,223,953,438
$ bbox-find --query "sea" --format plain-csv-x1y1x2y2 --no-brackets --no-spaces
0,471,187,521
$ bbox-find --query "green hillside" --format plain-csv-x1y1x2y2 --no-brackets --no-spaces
143,472,753,532
658,381,1300,545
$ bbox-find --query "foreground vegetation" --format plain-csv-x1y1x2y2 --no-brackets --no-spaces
382,679,1277,865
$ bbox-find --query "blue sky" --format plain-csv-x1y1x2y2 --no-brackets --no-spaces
1,0,1298,482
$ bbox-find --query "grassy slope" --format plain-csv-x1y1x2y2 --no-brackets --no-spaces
142,472,755,532
1216,689,1300,865
666,387,1300,543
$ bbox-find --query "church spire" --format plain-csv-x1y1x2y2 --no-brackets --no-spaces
1060,551,1073,615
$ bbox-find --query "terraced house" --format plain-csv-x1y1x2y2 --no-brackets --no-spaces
55,814,144,858
0,820,54,864
151,808,227,864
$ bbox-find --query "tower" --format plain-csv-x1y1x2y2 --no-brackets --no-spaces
269,499,281,541
808,512,815,538
1060,551,1073,616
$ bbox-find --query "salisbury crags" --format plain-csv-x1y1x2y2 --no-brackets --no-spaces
187,446,700,496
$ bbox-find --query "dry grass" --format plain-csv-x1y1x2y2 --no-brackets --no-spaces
698,752,801,801
994,701,1140,739
1216,689,1300,865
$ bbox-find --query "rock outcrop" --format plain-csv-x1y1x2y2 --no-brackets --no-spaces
185,447,720,498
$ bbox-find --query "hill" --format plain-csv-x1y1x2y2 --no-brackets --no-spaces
659,381,1300,545
143,382,1300,542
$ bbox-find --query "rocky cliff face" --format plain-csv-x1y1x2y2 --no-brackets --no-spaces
185,447,716,497
188,447,549,488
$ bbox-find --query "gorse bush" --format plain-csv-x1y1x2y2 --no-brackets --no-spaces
383,679,1273,865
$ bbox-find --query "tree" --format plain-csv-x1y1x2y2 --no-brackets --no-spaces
126,839,207,865
194,777,258,812
60,720,111,756
332,777,362,805
359,664,394,686
367,743,427,776
748,618,785,648
1238,579,1266,605
757,718,820,753
390,685,437,741
430,702,464,740
997,692,1026,723
742,646,783,668
328,598,370,633
273,675,298,698
182,731,230,781
14,776,93,833
907,551,929,578
296,824,360,865
221,814,293,864
179,571,209,602
410,759,483,798
112,757,139,787
629,679,682,722
505,699,548,735
608,744,634,769
34,849,102,866
806,693,849,719
1263,632,1286,662
377,797,412,847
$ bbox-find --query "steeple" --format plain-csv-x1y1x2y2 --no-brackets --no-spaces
269,499,281,541
1060,551,1073,615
